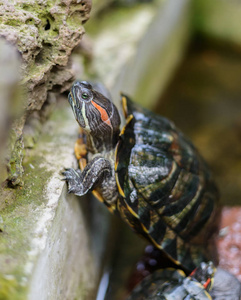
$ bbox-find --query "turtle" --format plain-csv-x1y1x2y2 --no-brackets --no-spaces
127,261,216,300
63,80,220,273
127,262,241,300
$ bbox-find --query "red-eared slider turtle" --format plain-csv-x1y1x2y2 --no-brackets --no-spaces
127,262,241,300
63,81,220,272
127,261,215,300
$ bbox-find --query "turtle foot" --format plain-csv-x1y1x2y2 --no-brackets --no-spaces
62,168,85,196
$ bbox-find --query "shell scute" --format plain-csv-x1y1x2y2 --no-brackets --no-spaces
115,95,219,271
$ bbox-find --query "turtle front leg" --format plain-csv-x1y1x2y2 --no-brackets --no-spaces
62,156,111,196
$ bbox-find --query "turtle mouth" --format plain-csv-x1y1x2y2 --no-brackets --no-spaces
69,83,80,108
68,89,78,115
68,91,75,107
68,81,87,111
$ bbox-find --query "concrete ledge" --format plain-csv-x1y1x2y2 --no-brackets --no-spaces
0,99,105,299
28,189,96,300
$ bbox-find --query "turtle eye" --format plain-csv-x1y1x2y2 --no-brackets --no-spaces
81,92,90,100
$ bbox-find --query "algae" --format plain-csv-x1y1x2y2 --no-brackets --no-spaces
0,99,75,298
6,134,24,187
0,0,91,186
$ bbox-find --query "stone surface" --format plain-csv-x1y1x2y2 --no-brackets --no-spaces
0,98,106,300
0,0,91,112
0,0,91,185
218,207,241,282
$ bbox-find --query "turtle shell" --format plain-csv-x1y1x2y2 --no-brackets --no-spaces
115,95,220,272
127,269,188,300
127,264,214,300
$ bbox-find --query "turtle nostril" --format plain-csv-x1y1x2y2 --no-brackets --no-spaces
73,81,82,90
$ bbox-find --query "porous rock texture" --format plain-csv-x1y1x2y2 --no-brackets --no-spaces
0,0,91,185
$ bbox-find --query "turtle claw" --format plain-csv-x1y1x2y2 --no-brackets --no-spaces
68,186,77,194
62,167,84,196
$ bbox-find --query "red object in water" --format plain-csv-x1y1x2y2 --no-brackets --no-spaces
217,206,241,281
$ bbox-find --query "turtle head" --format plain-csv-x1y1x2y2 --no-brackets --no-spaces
68,81,121,152
190,261,216,291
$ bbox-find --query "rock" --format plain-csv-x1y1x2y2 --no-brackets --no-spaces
218,207,241,282
210,267,241,300
0,0,91,185
0,0,91,112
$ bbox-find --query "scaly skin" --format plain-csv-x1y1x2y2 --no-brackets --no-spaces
127,262,215,300
63,81,120,208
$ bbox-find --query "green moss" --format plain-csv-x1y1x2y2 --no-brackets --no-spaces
4,19,22,27
1,0,90,188
0,274,26,300
0,100,75,297
1,154,51,232
7,132,24,187
0,149,52,297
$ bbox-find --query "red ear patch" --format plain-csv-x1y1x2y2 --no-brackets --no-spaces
91,100,112,127
203,278,211,289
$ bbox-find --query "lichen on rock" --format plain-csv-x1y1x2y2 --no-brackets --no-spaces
0,0,91,185
0,0,91,111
